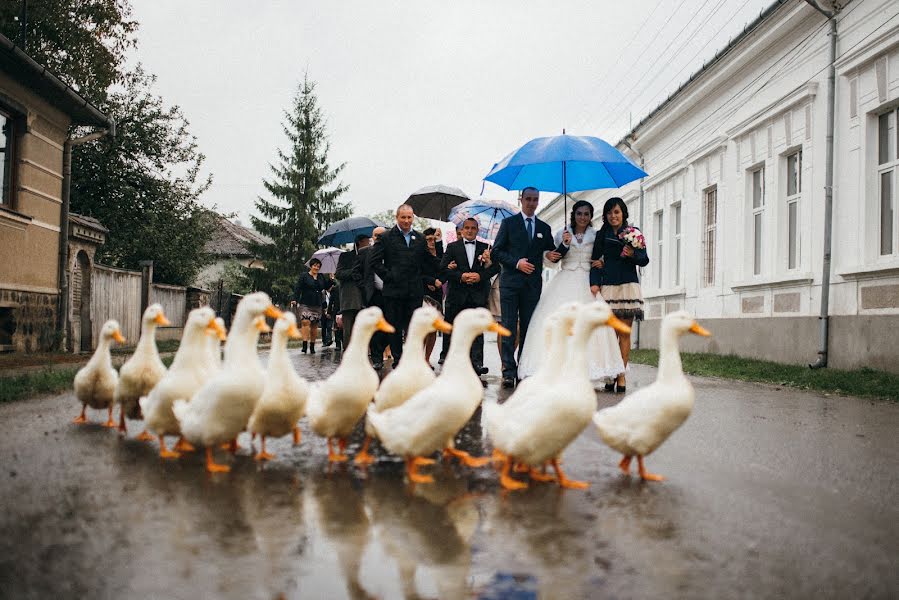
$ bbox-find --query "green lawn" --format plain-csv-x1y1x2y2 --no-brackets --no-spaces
629,349,899,402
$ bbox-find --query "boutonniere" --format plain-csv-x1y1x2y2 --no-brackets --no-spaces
536,232,543,239
410,235,416,240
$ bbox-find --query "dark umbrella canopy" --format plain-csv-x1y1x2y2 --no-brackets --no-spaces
406,184,470,220
317,216,384,246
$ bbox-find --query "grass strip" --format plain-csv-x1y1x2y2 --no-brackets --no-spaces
629,349,899,402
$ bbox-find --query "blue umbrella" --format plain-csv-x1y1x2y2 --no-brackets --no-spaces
483,133,648,214
316,216,384,246
447,198,519,243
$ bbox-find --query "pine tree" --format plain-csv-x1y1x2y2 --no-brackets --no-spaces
248,75,351,302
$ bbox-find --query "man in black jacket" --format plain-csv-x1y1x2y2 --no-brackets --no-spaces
370,204,442,367
355,226,387,368
334,234,369,349
440,217,500,379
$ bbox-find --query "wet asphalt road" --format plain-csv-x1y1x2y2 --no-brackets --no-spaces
0,341,897,599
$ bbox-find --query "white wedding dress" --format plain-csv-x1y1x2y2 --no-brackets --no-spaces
517,227,625,386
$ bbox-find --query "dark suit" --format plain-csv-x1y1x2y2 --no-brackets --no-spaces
369,226,441,363
491,213,563,379
335,249,364,348
440,238,500,368
355,244,386,363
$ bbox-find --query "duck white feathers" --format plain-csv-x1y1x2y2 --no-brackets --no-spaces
139,306,221,458
592,310,710,481
114,304,168,437
173,292,281,472
306,306,394,462
488,301,630,490
73,319,125,427
366,308,509,483
356,306,452,464
247,311,308,461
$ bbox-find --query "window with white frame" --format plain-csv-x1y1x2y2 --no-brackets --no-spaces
654,210,663,288
878,108,898,255
702,187,716,286
751,166,765,275
786,150,801,269
0,109,15,207
672,203,682,286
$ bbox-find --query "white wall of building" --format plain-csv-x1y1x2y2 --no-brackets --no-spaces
538,0,899,371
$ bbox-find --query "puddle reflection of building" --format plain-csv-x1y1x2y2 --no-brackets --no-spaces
363,473,479,600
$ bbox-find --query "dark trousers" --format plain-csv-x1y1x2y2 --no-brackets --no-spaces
321,315,333,345
444,300,485,368
499,284,540,379
341,309,358,349
384,295,421,364
368,291,388,364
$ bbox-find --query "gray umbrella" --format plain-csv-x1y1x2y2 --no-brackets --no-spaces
406,184,470,221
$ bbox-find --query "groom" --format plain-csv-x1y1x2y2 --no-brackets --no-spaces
492,187,566,388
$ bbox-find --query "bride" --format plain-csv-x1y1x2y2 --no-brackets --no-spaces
517,200,625,386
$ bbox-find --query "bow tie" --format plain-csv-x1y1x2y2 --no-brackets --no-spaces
464,240,476,245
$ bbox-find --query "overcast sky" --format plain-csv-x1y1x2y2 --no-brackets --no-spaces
129,0,773,224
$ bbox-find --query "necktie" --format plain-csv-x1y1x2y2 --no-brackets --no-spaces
464,240,476,245
526,218,533,240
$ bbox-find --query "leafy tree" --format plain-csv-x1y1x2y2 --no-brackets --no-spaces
0,0,137,105
247,75,351,302
70,66,214,285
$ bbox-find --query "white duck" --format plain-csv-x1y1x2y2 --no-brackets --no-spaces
487,301,630,490
73,319,125,427
306,306,395,462
593,310,710,481
355,305,452,465
247,311,308,461
205,316,226,369
367,308,510,484
114,303,169,438
140,306,222,458
174,292,281,472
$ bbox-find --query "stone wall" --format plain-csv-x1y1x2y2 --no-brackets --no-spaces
0,289,59,352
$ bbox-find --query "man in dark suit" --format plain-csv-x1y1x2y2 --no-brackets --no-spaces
440,217,500,380
370,204,442,367
334,234,369,349
355,226,387,368
491,187,566,387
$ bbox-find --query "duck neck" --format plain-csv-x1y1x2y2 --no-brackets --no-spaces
398,323,428,366
268,330,289,373
657,326,685,383
173,327,209,368
224,313,262,368
90,335,113,369
344,323,376,365
566,323,592,380
444,330,478,377
135,321,157,356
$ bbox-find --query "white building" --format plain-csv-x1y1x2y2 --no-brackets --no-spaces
539,0,899,373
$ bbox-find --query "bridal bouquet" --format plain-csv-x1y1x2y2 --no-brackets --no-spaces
617,226,645,258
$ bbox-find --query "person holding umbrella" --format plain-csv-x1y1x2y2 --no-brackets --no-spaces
491,187,566,388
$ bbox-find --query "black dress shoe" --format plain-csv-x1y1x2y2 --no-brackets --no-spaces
502,377,515,389
481,378,488,388
372,361,384,370
616,385,626,394
604,382,616,393
438,356,446,365
391,361,399,369
475,365,489,376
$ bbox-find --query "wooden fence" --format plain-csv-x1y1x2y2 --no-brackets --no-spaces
91,264,143,344
150,283,187,330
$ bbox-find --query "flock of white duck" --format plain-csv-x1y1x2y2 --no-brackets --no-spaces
73,291,710,489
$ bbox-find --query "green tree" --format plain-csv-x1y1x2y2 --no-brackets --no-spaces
0,0,137,105
71,66,215,285
248,75,351,302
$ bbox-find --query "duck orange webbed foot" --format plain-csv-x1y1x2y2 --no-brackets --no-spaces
157,436,181,460
499,458,528,491
117,410,128,435
619,455,633,475
205,447,231,473
174,437,196,452
443,447,490,467
72,406,87,424
135,430,154,442
326,438,349,462
637,456,665,482
551,458,589,490
406,456,435,484
103,407,116,428
354,436,376,465
292,427,301,446
254,437,276,461
528,466,556,483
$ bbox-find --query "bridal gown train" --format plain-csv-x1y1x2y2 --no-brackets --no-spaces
517,227,625,386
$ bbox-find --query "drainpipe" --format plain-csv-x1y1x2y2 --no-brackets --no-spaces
622,137,645,349
58,124,114,351
806,0,837,368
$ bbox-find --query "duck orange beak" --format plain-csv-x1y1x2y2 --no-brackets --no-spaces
287,322,302,339
377,318,395,334
255,315,271,333
207,318,227,340
488,321,512,337
154,312,171,326
433,318,453,334
606,315,632,334
265,305,284,319
689,321,711,337
112,329,126,344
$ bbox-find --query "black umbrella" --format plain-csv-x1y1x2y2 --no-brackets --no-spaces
317,216,384,246
406,184,470,220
